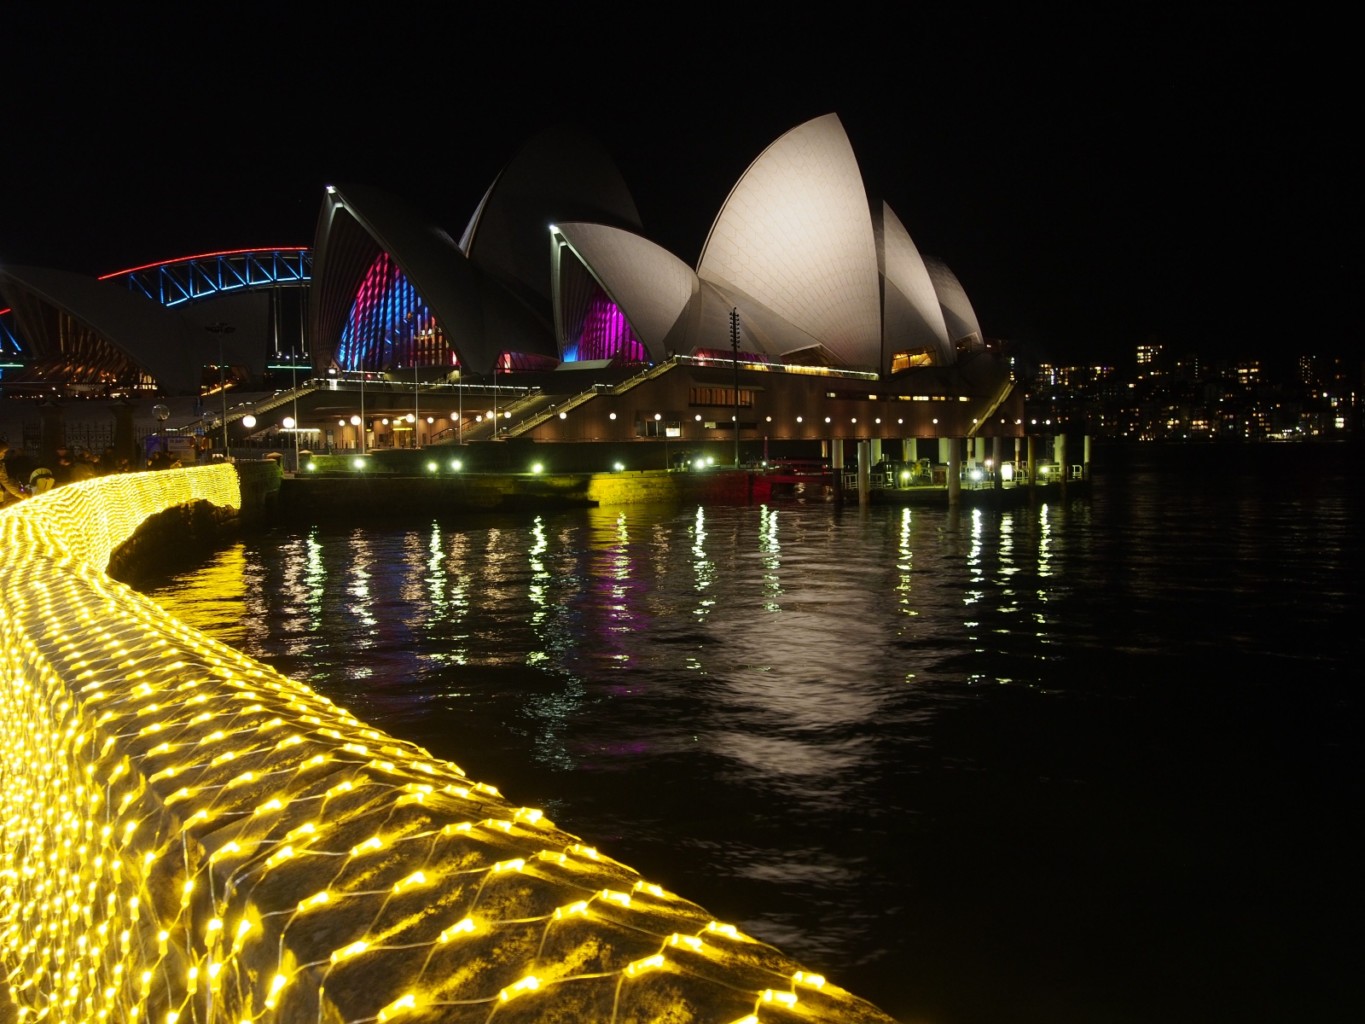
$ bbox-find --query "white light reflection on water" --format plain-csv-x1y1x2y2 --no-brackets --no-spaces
758,504,782,611
304,528,325,632
434,531,470,667
690,505,716,622
425,521,446,615
527,516,549,641
895,506,914,619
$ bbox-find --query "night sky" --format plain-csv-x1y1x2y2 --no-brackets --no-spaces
2,7,1357,370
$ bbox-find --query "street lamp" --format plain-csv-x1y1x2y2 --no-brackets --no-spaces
729,307,741,467
283,415,298,471
205,322,234,454
291,345,301,470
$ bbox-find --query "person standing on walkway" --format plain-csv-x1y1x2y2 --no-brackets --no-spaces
1,439,29,505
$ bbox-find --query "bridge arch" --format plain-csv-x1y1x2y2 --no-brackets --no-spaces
98,248,313,308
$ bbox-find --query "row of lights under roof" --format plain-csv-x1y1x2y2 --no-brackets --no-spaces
277,412,1066,433
306,457,721,474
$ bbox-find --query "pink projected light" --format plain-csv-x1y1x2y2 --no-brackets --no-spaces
576,294,646,362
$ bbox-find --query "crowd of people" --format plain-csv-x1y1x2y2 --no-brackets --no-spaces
0,439,149,506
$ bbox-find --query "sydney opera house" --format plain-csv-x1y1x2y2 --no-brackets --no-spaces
0,113,1024,471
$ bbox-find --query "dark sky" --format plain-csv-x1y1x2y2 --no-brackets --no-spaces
2,7,1357,370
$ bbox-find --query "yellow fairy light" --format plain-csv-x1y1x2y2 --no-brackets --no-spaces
762,989,798,1007
263,846,295,870
263,973,288,1009
376,994,417,1021
330,940,368,964
349,836,382,857
391,871,426,893
793,971,826,989
625,954,665,977
497,976,540,1002
208,842,241,863
600,890,631,907
437,918,476,943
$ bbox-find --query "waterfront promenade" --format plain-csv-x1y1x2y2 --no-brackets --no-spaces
0,464,899,1022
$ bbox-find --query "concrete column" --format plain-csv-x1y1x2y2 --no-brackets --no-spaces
1056,432,1068,491
870,438,882,464
947,438,962,504
112,400,138,468
902,438,914,462
857,439,871,506
1026,436,1037,493
938,436,953,468
992,435,1003,490
1083,435,1092,481
830,438,844,503
973,436,987,467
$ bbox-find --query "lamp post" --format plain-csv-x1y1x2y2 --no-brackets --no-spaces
152,403,169,463
358,349,367,454
291,346,301,471
729,307,741,467
283,415,297,471
205,322,234,454
411,319,420,448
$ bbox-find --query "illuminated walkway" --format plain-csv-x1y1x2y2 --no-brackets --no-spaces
0,468,898,1023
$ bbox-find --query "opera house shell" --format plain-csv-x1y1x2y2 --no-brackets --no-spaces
1,113,1021,463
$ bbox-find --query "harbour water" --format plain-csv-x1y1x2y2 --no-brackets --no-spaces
143,442,1361,1024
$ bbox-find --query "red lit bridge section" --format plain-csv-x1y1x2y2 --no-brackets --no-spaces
98,247,313,308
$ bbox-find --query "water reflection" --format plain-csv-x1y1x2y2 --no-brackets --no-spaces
142,448,1362,1024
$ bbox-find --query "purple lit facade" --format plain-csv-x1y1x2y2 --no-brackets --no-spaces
337,253,451,372
564,291,647,364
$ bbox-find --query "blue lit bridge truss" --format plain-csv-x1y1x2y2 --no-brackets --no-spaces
101,248,313,308
0,309,23,359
